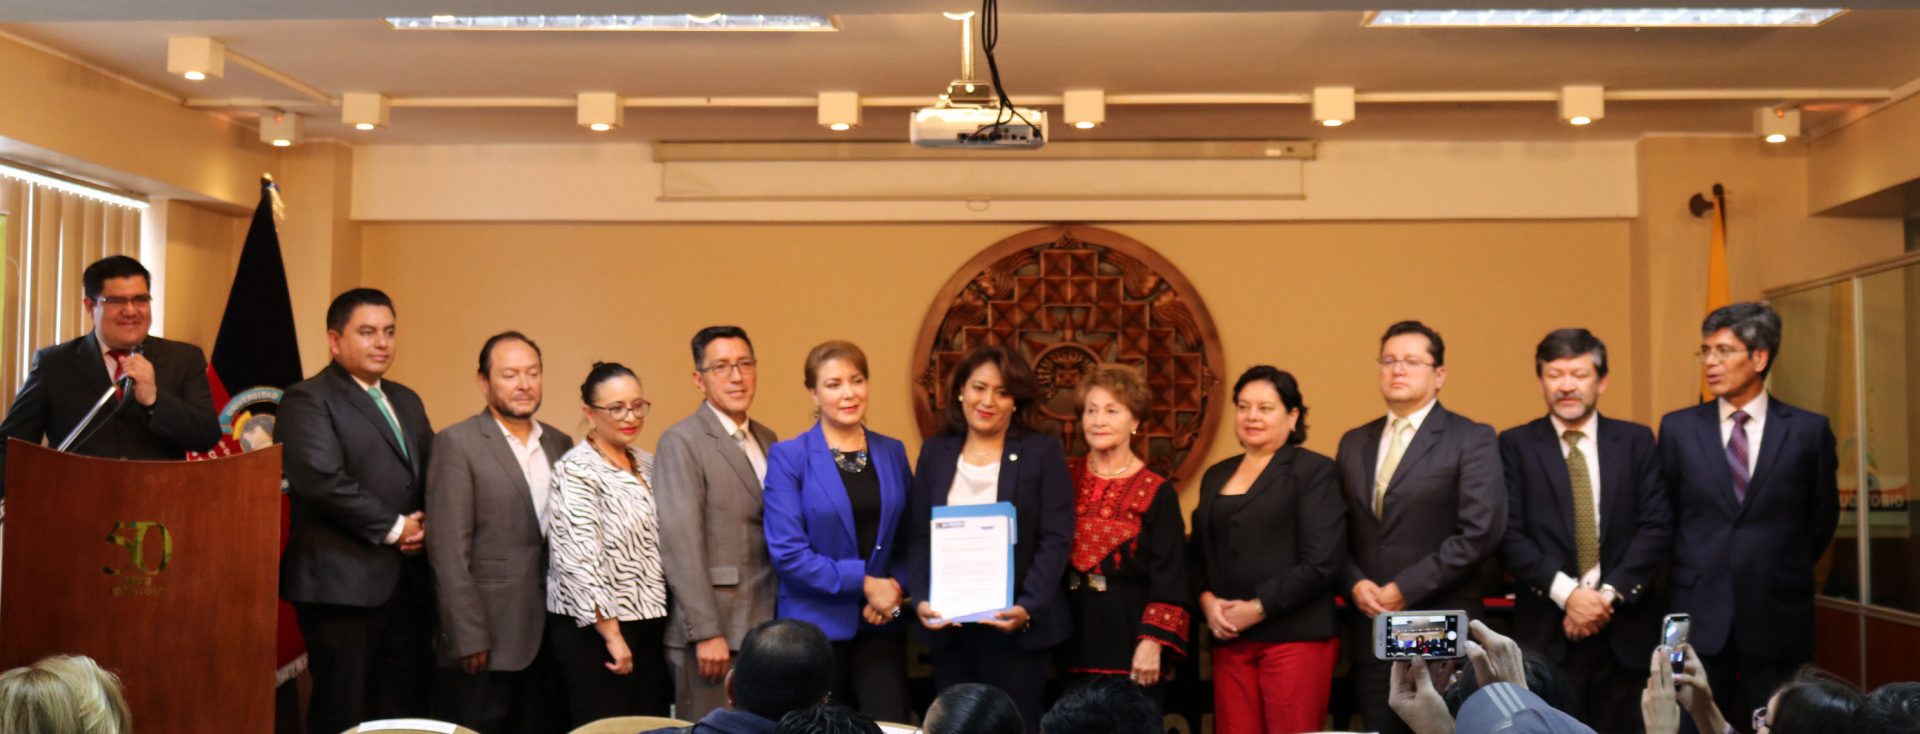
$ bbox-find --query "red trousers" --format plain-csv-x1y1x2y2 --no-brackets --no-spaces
1212,636,1340,734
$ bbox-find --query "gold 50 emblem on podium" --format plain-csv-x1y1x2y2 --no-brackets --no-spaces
104,520,171,597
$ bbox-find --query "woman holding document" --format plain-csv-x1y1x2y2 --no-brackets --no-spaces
904,345,1074,732
763,340,913,723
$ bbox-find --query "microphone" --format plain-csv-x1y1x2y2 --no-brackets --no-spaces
55,341,147,453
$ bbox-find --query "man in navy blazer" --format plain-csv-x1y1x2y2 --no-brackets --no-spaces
1500,329,1670,733
1660,302,1838,733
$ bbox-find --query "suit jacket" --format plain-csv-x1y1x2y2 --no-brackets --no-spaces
425,410,573,671
1658,396,1837,661
904,427,1076,650
655,403,780,649
279,362,436,608
1499,415,1670,667
0,333,220,497
762,423,912,641
1336,401,1506,612
1190,446,1348,643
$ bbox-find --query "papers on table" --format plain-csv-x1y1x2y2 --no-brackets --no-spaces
928,502,1016,624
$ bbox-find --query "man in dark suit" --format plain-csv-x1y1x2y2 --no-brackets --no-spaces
1500,328,1670,733
0,255,221,499
1660,302,1837,733
279,288,437,734
425,331,572,733
1336,320,1505,734
656,325,780,721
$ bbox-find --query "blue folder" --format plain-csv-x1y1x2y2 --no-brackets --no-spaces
931,501,1016,623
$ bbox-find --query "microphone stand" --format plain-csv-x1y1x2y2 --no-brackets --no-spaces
55,375,136,452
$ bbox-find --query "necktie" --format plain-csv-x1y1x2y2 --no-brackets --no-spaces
1374,417,1411,518
1726,410,1751,504
367,386,409,460
107,349,129,399
736,427,767,483
1564,430,1600,574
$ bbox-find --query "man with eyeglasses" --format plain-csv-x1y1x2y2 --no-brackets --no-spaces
1659,302,1837,734
1335,320,1505,734
656,325,780,721
422,331,573,733
0,255,221,500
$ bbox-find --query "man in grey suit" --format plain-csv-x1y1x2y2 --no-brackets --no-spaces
279,288,437,734
656,325,779,721
426,332,572,734
1335,320,1506,734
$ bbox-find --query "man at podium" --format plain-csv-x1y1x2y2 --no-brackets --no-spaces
0,255,222,500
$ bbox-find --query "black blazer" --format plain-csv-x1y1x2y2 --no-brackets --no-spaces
278,361,436,608
1658,396,1837,662
1499,415,1670,667
904,427,1075,650
1335,401,1506,612
0,333,220,497
1189,446,1347,642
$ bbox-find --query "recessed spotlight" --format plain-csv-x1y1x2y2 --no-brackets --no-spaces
1755,106,1801,143
1765,133,1788,144
184,71,207,81
589,123,612,132
1560,85,1605,126
1569,116,1593,126
167,37,225,81
260,112,303,147
579,92,624,132
1074,121,1096,129
1322,119,1345,128
818,91,861,131
343,92,390,131
1064,89,1105,130
1314,87,1355,127
355,123,376,131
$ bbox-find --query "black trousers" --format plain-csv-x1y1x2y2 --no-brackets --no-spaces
430,640,568,734
294,586,432,734
1701,650,1801,734
548,614,671,727
831,630,912,723
1561,635,1646,734
930,627,1052,734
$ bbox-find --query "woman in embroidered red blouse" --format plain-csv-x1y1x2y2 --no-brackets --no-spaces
1058,363,1191,707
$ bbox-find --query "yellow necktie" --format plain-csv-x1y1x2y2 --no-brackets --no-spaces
1374,417,1411,518
1565,430,1599,574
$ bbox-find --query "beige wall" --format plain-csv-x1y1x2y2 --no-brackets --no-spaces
1808,92,1920,215
160,200,245,351
362,219,1633,507
279,142,365,376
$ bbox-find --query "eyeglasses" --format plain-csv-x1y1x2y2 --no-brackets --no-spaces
1377,357,1435,371
94,295,154,309
590,400,651,420
1696,346,1750,364
699,359,758,377
1753,706,1769,732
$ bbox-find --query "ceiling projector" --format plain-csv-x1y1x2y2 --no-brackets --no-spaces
911,104,1048,149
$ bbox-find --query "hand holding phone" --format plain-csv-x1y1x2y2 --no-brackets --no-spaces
1661,613,1691,676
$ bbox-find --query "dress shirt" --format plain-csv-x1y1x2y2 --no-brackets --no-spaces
948,459,1000,506
495,416,553,533
1718,391,1769,478
349,372,410,546
1547,413,1605,608
1375,398,1439,481
707,401,767,483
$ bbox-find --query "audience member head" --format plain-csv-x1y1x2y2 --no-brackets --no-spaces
924,684,1023,734
326,288,398,382
1039,677,1161,734
1232,365,1308,452
777,703,883,734
1378,320,1447,414
1533,328,1609,426
690,326,758,422
579,362,646,451
729,619,833,722
943,345,1038,436
804,340,870,432
0,655,133,734
477,331,544,421
81,256,153,351
1765,668,1863,734
1444,650,1576,718
1698,301,1781,402
1850,682,1920,734
1077,363,1149,457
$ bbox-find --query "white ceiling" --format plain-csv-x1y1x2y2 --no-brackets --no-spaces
7,6,1920,145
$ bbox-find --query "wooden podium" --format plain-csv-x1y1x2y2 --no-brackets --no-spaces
1,439,282,733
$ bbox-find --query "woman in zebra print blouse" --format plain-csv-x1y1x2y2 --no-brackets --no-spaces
545,362,671,725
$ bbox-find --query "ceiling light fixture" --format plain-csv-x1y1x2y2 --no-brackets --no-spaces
1064,89,1106,129
260,112,303,147
817,92,861,131
1560,85,1604,125
1756,106,1801,143
343,92,390,131
166,37,225,81
1363,8,1844,28
578,92,623,132
1313,87,1355,127
386,14,838,31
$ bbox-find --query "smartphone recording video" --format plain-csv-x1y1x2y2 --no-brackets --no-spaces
1662,613,1691,674
1374,610,1468,660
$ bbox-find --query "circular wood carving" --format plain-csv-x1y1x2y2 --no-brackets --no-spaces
911,225,1225,486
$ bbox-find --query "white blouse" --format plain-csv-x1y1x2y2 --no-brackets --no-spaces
545,440,668,626
948,459,1001,506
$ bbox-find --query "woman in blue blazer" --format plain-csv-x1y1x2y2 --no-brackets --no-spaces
763,340,913,723
904,345,1075,733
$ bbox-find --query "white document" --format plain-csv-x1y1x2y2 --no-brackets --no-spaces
929,502,1015,623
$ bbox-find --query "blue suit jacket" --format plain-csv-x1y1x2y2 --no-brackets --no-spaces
762,423,912,641
1658,395,1838,661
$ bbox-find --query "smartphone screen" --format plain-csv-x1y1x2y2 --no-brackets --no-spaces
1377,611,1466,660
1662,614,1691,674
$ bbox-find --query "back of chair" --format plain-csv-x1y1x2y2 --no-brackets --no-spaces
875,721,920,734
344,719,482,734
571,715,696,734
